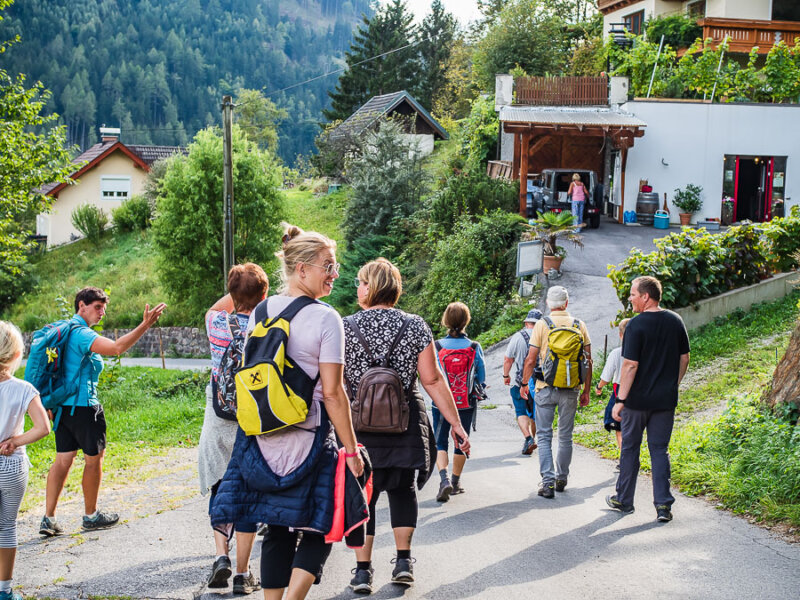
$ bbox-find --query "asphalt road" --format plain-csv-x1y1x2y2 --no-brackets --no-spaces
16,406,800,600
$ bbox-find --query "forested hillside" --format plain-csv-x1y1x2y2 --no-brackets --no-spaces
0,0,372,163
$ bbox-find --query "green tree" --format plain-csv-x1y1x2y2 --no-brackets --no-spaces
417,0,456,110
151,126,284,320
324,0,418,122
0,1,75,310
472,0,567,90
343,119,429,242
234,88,288,154
762,40,800,102
432,33,478,120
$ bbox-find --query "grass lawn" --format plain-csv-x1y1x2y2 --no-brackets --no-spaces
574,290,800,527
20,366,207,514
282,188,347,250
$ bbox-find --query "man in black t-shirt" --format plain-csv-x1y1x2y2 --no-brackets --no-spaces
605,276,690,522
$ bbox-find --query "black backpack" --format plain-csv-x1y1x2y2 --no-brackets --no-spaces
212,313,245,421
345,315,411,434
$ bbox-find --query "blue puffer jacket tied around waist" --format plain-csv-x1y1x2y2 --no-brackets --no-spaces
210,417,338,534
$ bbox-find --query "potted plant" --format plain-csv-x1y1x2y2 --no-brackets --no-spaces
673,184,703,226
525,211,583,273
721,196,735,225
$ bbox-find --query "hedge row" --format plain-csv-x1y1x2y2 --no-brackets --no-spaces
608,206,800,319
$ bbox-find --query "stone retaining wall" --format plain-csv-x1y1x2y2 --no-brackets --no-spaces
23,327,209,357
675,271,797,331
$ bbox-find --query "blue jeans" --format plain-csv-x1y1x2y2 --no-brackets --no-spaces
571,200,585,227
534,386,579,485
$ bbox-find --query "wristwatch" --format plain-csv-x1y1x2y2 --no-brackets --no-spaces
616,397,626,404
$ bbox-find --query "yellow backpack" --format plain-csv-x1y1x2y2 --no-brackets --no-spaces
541,316,586,389
235,296,318,436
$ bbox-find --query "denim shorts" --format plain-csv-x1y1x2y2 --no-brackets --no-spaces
510,383,535,420
431,406,473,455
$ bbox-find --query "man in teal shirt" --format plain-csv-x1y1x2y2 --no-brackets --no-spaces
40,287,165,536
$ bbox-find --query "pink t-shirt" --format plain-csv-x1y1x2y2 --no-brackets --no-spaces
571,182,586,202
246,295,344,476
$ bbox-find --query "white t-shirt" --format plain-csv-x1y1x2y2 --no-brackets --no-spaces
600,347,623,385
0,377,38,458
247,295,344,476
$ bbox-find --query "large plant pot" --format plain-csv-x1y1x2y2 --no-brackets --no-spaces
721,202,734,226
679,213,691,226
543,254,564,272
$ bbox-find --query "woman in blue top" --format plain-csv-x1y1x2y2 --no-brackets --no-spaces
432,302,485,503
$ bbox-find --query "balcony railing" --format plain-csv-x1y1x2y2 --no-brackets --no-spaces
699,18,800,54
514,76,608,106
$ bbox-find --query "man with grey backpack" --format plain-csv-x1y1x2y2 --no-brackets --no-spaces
520,286,592,500
503,309,542,455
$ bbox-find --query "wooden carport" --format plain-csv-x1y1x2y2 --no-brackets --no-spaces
500,107,646,222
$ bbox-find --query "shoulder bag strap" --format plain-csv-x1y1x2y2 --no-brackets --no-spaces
382,316,411,367
543,316,555,330
344,315,375,363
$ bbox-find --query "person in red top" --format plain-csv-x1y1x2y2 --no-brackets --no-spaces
567,173,587,229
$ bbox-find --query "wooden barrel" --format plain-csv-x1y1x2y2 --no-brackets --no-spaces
636,192,659,225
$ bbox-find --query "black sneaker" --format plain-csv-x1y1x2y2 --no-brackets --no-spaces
436,478,453,503
82,510,119,531
233,572,260,594
555,479,567,492
349,566,374,594
451,481,465,495
39,515,64,537
538,483,555,499
605,495,635,514
390,557,415,584
207,556,232,588
656,505,673,522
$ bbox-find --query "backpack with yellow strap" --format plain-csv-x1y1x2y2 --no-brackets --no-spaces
235,296,318,436
540,316,586,389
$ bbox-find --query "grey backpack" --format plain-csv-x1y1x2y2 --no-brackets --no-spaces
345,316,411,434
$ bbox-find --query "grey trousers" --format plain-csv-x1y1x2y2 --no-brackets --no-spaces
534,386,579,485
616,407,675,508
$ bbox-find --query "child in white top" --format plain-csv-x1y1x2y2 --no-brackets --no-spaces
595,319,630,466
0,321,50,600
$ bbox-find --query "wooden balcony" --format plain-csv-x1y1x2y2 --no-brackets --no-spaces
514,76,608,106
698,18,800,54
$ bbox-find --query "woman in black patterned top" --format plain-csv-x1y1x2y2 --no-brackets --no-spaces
343,258,470,594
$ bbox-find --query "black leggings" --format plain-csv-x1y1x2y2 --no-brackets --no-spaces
260,526,332,589
367,468,418,536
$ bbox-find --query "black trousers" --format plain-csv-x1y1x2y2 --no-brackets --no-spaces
616,408,675,508
260,526,332,589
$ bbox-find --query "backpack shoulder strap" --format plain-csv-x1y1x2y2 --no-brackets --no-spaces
226,312,242,338
469,341,478,351
383,316,411,367
543,316,555,330
434,340,442,353
520,329,531,345
277,295,318,323
344,315,375,362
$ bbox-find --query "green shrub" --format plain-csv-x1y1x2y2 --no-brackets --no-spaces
607,215,799,320
672,183,703,214
420,211,525,337
112,196,153,232
645,14,702,49
428,170,518,236
70,204,109,244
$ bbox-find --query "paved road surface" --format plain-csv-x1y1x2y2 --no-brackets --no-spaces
17,406,799,599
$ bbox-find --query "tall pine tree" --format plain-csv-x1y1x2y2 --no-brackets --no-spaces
324,0,418,122
417,0,456,111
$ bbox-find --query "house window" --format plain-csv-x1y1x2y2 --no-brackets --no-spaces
623,10,644,35
687,1,705,19
100,176,131,201
773,0,800,21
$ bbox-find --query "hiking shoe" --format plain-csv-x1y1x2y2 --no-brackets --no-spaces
605,495,635,514
656,505,673,522
615,462,621,472
436,478,453,503
349,566,374,594
82,510,119,531
522,437,537,455
39,515,63,537
207,555,232,588
555,479,567,492
538,483,555,499
390,557,415,584
233,572,260,594
451,479,465,495
0,591,23,600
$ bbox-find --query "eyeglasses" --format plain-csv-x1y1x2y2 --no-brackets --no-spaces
354,277,363,288
304,262,340,276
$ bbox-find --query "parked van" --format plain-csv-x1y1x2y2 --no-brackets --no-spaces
527,169,603,228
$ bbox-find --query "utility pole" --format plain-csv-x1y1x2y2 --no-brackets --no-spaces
222,95,235,292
